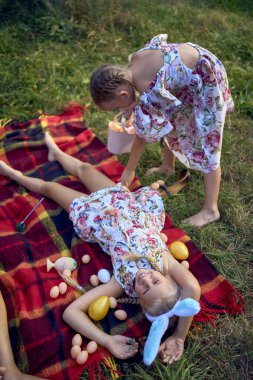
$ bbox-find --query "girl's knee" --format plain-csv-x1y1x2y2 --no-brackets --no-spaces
76,162,93,178
41,181,59,196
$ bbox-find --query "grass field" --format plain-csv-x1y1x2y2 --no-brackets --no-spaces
0,1,252,379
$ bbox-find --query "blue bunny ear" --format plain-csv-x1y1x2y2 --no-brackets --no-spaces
173,298,200,317
143,315,169,366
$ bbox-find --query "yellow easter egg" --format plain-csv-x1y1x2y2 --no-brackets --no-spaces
88,296,110,321
169,241,189,260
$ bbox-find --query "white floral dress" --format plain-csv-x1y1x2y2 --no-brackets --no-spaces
69,184,168,297
133,34,234,173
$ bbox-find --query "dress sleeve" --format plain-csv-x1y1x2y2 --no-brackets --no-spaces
133,69,182,143
133,187,165,232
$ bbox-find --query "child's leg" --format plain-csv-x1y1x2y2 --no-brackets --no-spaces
45,132,116,192
0,292,47,380
0,161,83,212
183,166,220,227
146,141,175,175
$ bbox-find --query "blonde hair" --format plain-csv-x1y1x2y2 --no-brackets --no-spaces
141,276,181,316
123,253,181,316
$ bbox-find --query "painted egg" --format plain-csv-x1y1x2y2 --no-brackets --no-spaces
169,241,189,260
82,254,91,264
50,286,59,298
71,345,81,359
58,282,68,295
114,309,128,321
90,274,99,287
150,182,160,190
97,269,111,284
72,334,82,346
88,296,110,321
87,341,98,354
160,232,168,243
62,269,71,277
47,257,77,273
109,297,117,309
76,350,88,365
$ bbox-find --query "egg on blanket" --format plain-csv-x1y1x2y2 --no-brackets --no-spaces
87,341,98,354
71,345,81,359
114,309,128,320
50,286,59,298
76,350,88,365
72,334,82,346
88,296,110,321
97,269,111,283
82,254,91,264
90,274,99,287
59,282,68,295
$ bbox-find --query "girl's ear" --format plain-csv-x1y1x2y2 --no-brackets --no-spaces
116,88,130,98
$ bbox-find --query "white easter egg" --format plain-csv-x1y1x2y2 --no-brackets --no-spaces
50,286,60,298
71,345,81,359
76,350,88,365
58,282,68,295
114,309,128,321
72,334,82,346
97,269,111,284
87,341,98,354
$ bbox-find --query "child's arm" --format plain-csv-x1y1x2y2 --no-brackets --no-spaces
121,135,146,186
63,276,138,359
159,253,201,363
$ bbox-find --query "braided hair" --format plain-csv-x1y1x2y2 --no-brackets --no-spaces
90,64,135,105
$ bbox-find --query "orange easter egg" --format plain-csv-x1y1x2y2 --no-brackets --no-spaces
71,345,81,359
50,286,59,298
58,282,67,295
82,254,91,264
114,309,128,321
72,334,82,346
169,241,189,260
76,350,88,365
90,274,99,287
87,341,98,354
109,297,117,309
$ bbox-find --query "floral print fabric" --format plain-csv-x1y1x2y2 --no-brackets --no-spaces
133,34,234,173
69,184,168,297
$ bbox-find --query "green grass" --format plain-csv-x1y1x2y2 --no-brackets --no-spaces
0,1,252,379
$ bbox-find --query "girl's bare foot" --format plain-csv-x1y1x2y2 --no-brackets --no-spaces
182,209,220,227
146,166,175,176
0,161,22,180
44,131,61,162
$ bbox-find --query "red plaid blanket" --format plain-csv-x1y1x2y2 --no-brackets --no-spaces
0,105,244,380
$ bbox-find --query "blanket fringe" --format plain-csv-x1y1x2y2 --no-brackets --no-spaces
195,280,245,327
85,348,122,380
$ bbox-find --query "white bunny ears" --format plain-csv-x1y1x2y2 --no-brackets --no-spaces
143,298,200,366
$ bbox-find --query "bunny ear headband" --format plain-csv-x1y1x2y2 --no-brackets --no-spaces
143,298,200,366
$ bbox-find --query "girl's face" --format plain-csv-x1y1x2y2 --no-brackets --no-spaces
134,269,171,305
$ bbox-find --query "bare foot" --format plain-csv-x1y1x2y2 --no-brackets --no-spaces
182,209,220,227
44,131,61,162
0,161,22,180
146,166,175,176
0,367,47,380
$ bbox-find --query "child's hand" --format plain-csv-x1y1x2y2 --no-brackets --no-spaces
105,335,138,359
159,336,184,364
121,168,135,187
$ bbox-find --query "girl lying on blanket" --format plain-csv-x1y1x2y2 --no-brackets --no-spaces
0,132,201,365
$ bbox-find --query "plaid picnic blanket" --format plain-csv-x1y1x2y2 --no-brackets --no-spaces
0,105,245,380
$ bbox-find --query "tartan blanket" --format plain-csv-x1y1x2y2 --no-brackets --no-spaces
0,105,245,380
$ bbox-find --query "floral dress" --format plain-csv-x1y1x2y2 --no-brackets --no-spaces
133,34,234,173
69,184,168,297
